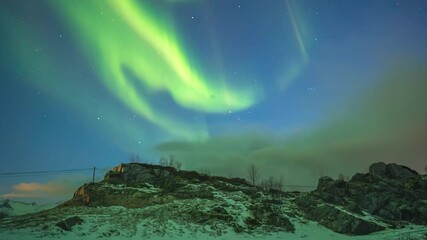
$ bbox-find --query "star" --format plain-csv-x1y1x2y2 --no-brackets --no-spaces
308,87,317,92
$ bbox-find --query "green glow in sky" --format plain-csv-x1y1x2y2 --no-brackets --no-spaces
50,0,260,139
286,0,309,63
277,0,311,91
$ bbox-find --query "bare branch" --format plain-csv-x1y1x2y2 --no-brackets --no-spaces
247,163,259,186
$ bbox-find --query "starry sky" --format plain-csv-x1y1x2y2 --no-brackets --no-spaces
1,0,427,201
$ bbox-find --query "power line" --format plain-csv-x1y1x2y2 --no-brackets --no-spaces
0,167,112,178
0,168,91,175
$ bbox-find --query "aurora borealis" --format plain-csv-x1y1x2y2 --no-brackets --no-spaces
50,0,260,140
1,0,427,200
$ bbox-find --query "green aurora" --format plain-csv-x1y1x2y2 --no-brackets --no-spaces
49,0,260,140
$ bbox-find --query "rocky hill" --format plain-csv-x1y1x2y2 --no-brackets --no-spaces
0,162,427,239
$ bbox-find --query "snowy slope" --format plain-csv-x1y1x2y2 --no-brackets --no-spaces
0,205,426,240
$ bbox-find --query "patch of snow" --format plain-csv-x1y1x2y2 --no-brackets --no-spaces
100,183,161,193
334,204,390,228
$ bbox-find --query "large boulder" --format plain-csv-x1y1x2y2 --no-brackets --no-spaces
298,200,385,235
55,216,83,231
305,162,427,228
316,176,334,191
369,162,418,180
266,214,295,232
1,199,12,209
249,202,295,232
0,200,13,218
315,178,349,205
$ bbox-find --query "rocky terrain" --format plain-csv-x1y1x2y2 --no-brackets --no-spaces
296,162,427,235
0,162,426,239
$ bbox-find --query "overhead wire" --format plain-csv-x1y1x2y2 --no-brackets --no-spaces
0,167,113,178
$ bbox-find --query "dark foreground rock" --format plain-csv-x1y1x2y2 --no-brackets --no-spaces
55,216,83,231
296,195,384,235
296,162,427,235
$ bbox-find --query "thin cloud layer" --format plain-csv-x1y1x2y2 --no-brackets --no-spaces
1,180,81,202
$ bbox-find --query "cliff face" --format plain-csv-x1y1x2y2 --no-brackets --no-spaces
1,162,427,239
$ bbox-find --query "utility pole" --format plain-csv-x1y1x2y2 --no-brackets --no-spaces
92,166,95,183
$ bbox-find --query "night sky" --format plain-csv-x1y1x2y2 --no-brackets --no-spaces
1,0,427,201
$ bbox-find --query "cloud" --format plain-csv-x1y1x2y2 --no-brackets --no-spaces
1,181,78,200
156,63,427,188
13,182,66,194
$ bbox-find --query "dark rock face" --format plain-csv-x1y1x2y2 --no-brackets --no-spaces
297,162,427,235
369,162,418,180
266,214,295,232
0,200,13,219
55,216,83,231
249,202,295,232
350,163,426,225
296,195,384,235
2,199,12,209
316,176,334,191
104,163,177,187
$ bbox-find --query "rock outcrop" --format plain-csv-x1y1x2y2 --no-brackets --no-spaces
0,199,12,219
61,163,295,234
66,163,254,208
55,216,83,231
295,194,385,235
296,162,427,235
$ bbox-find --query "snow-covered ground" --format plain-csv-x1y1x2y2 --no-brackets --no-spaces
1,169,427,240
0,216,426,240
0,204,426,240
